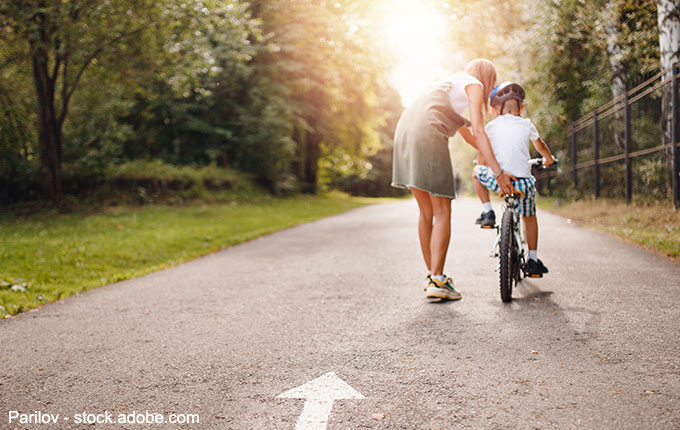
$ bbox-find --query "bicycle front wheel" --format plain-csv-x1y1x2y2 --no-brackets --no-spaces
499,209,516,303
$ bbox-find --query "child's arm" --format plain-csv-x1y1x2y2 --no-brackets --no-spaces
531,137,555,166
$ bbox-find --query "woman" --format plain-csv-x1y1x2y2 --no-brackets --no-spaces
391,58,514,301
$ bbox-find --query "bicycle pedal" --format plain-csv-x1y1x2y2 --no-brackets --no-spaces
528,274,543,278
480,225,496,229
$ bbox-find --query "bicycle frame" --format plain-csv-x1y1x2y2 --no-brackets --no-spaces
478,158,557,301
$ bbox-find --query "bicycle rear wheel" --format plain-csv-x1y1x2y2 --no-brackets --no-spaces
499,209,516,303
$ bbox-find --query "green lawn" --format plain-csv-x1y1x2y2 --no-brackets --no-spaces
538,198,680,261
0,193,384,317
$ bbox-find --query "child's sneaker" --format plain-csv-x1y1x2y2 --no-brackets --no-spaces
425,276,462,300
536,259,549,273
477,210,496,228
526,259,544,278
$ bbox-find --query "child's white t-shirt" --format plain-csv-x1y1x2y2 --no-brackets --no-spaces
485,114,540,178
446,73,482,115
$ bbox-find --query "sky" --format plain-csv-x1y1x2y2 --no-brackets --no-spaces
373,0,464,106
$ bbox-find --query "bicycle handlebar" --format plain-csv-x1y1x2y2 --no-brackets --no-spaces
529,158,559,171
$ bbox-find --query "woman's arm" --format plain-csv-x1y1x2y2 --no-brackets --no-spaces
458,126,489,165
465,84,516,193
457,126,477,149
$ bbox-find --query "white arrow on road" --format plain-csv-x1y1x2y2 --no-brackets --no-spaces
278,372,365,430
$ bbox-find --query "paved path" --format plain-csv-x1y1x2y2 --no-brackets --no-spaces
2,198,679,429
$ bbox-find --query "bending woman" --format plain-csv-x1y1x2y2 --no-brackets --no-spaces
391,58,515,301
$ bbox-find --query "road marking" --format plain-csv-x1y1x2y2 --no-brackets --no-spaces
278,372,364,430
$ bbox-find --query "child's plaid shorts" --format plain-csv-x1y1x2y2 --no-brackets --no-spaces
473,165,536,217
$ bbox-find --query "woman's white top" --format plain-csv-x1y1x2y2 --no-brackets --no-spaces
446,73,483,115
485,114,540,178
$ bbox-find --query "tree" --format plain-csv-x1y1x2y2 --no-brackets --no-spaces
657,0,680,152
0,1,154,204
251,0,386,193
0,21,38,201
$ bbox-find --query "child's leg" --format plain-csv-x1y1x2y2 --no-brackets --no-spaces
519,179,543,268
473,174,491,207
472,166,498,226
410,187,434,272
523,215,538,257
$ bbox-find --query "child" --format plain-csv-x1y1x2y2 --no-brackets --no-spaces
463,82,555,277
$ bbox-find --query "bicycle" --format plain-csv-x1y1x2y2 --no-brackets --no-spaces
490,158,556,302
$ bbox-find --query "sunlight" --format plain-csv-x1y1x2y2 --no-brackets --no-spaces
377,0,449,106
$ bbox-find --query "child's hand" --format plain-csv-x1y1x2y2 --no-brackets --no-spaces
542,155,555,167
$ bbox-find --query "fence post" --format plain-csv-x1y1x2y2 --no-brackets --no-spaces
593,109,600,199
673,62,680,209
624,92,632,204
570,123,578,190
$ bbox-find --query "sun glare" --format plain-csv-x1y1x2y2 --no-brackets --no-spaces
378,0,449,106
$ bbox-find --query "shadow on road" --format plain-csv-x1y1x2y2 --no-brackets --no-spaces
512,280,554,302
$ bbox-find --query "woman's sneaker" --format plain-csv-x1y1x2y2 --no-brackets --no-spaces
425,276,462,300
424,274,432,291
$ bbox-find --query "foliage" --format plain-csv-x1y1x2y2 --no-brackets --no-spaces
445,0,665,203
250,0,392,193
0,0,667,205
1,0,401,205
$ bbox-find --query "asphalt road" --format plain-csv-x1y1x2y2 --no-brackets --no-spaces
1,198,679,429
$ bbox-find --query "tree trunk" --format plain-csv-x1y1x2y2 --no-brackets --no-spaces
30,12,63,204
292,125,303,180
302,128,321,194
657,0,680,73
657,0,680,189
604,0,626,150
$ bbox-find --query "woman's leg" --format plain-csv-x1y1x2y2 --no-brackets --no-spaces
429,195,452,276
410,187,434,271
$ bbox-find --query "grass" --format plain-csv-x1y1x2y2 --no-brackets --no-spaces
538,198,680,260
0,192,391,317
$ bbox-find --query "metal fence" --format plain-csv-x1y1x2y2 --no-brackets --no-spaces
536,62,680,208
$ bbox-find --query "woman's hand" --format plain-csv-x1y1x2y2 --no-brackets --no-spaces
495,171,517,194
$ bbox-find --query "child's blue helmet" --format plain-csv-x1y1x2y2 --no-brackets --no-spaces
490,81,525,107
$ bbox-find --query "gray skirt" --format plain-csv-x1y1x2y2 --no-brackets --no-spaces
391,83,467,199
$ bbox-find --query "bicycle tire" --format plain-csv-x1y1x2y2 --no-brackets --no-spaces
499,209,516,303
